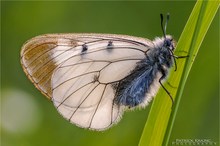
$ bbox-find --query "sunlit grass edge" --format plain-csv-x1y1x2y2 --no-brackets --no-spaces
138,1,219,146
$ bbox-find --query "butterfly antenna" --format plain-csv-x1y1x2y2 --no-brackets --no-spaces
160,14,166,39
165,13,170,35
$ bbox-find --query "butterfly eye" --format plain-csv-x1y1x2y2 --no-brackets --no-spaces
165,39,172,47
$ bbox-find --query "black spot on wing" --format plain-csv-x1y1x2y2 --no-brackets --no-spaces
106,40,114,53
93,74,99,83
107,41,113,49
81,44,88,54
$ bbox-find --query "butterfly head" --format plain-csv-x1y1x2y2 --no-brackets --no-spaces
160,13,176,51
164,35,175,51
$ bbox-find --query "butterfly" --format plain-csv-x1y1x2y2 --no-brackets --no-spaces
20,14,185,131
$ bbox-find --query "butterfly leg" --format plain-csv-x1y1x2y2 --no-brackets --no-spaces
167,81,177,89
171,54,189,71
159,69,174,106
174,55,189,59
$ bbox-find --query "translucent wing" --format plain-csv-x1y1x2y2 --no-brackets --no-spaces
20,33,154,130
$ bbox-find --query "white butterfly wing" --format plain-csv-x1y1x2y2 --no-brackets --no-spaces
21,33,154,130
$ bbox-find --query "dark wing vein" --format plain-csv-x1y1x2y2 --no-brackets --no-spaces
56,81,94,108
89,85,107,129
68,83,100,122
59,61,96,102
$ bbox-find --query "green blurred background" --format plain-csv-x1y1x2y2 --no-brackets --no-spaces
1,1,219,146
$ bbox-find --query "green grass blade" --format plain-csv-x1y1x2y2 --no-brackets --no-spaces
138,1,219,146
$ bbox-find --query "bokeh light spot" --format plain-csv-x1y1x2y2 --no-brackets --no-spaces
1,88,42,135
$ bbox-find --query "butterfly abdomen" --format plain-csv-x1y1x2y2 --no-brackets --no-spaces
114,57,159,108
